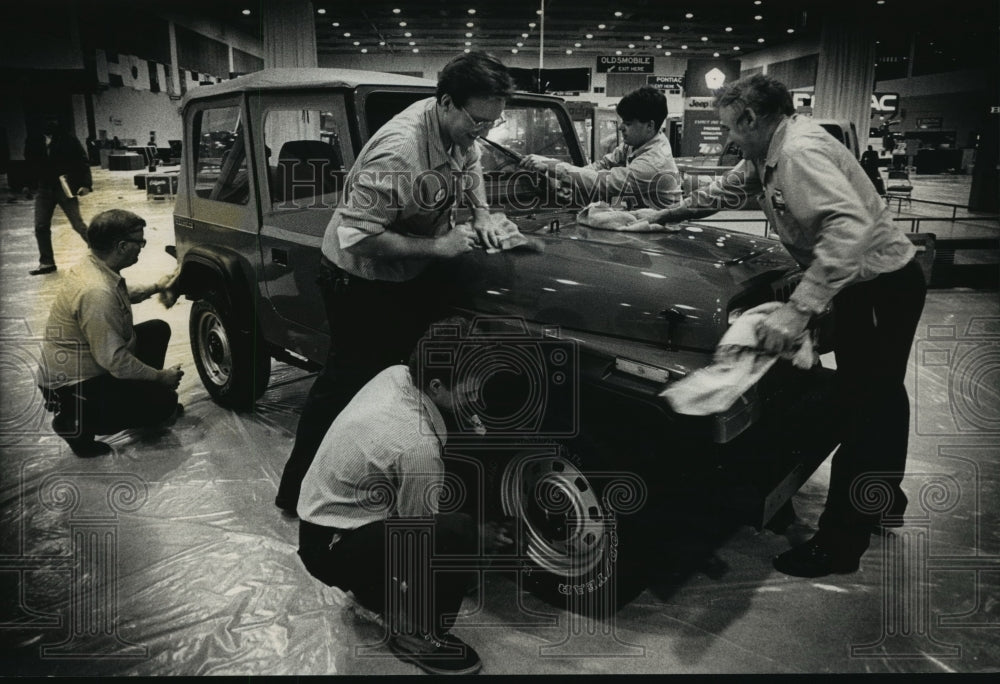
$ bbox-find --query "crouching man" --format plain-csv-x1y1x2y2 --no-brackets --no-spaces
38,209,183,456
296,317,511,675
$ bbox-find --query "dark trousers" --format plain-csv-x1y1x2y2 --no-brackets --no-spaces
298,513,477,636
817,260,926,550
34,186,88,266
44,320,177,439
275,260,450,509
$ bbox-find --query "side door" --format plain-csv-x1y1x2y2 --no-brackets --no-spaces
253,90,354,363
177,96,259,260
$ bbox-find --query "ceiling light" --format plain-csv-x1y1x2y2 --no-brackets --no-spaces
787,28,795,33
754,15,762,20
758,37,765,43
733,46,740,50
517,42,523,46
353,41,359,45
877,0,885,4
701,36,708,41
468,8,476,14
361,48,367,53
536,9,542,14
656,44,662,48
465,41,471,46
404,32,411,37
241,9,251,16
412,48,419,52
664,51,672,56
467,22,474,27
331,22,339,27
464,48,471,53
566,49,573,54
512,48,519,53
755,1,762,4
685,13,694,19
586,34,593,38
399,21,407,26
615,50,622,55
644,35,651,40
522,33,529,37
317,8,326,14
393,8,401,13
628,43,635,48
408,41,415,45
529,22,536,27
598,23,606,29
575,42,581,47
614,11,623,17
466,32,473,37
725,26,732,32
379,40,385,45
662,25,670,30
344,32,351,37
681,44,688,49
713,52,720,57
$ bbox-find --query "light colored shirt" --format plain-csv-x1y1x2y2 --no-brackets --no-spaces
321,97,489,282
557,132,681,208
39,254,160,388
298,365,449,528
681,114,915,313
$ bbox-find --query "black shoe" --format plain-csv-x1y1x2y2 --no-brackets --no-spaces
30,264,57,275
64,437,112,458
388,631,482,675
773,539,861,578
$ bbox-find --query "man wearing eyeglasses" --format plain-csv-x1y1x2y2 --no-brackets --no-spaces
275,51,515,515
650,74,926,579
38,209,184,457
520,86,682,209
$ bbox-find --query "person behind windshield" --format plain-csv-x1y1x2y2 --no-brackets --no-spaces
520,86,681,208
275,51,515,516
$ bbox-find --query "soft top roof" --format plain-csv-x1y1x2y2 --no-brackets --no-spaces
180,68,437,107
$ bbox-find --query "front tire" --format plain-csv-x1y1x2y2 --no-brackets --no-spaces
189,291,270,409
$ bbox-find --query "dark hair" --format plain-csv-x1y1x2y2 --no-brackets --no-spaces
616,86,668,130
407,315,474,392
87,209,146,252
713,73,794,121
436,51,514,107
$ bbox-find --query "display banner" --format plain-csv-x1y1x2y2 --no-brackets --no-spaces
682,97,728,156
597,55,654,73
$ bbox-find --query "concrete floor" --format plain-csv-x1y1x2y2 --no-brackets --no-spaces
0,167,997,675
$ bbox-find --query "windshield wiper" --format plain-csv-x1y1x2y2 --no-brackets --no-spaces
477,135,524,163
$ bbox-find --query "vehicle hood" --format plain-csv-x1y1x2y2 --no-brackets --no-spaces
443,211,799,353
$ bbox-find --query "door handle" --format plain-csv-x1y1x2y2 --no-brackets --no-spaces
272,248,289,266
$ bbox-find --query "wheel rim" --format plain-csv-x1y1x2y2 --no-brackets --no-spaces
500,450,607,578
196,308,233,388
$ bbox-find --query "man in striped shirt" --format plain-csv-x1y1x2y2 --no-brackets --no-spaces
520,86,682,208
276,51,515,516
297,316,511,675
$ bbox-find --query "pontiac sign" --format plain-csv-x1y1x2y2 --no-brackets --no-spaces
597,55,654,73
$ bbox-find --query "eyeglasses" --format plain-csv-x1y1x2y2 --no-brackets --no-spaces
459,106,505,132
121,238,147,248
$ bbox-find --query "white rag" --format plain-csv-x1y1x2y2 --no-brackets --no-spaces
576,202,681,233
661,301,817,416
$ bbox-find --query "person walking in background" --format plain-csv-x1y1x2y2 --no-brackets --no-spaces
23,116,93,275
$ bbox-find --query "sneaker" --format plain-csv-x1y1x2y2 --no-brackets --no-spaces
388,631,482,675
